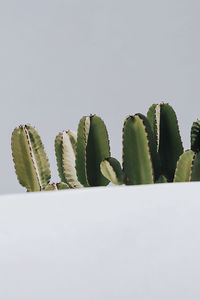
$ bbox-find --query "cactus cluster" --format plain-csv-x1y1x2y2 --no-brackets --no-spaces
11,103,200,192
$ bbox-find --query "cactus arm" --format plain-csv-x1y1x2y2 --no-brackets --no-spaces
11,125,51,192
68,130,77,154
100,157,124,185
155,175,167,183
191,120,200,152
158,103,184,181
86,115,110,186
173,150,195,182
122,115,154,185
76,116,90,187
191,152,200,181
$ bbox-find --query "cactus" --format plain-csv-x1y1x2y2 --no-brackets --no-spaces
147,103,183,181
11,125,51,192
76,115,110,186
122,114,155,185
100,157,124,185
55,131,82,188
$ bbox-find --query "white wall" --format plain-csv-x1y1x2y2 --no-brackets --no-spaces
1,0,200,194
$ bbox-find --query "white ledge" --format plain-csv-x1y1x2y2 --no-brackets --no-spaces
0,182,199,299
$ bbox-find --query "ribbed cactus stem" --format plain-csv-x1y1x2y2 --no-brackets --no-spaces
11,125,51,192
122,114,154,185
76,115,110,186
55,130,82,188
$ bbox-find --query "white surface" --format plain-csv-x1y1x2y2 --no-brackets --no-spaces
0,183,200,299
2,0,200,194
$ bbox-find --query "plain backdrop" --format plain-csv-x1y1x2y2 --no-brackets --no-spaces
1,0,200,194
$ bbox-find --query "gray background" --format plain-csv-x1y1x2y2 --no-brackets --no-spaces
1,0,200,194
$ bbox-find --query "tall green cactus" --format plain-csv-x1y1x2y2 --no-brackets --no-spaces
11,125,51,192
122,114,155,185
76,115,110,186
147,103,183,181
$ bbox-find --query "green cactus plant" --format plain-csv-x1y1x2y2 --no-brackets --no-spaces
76,115,110,187
147,103,183,182
122,114,158,185
11,125,51,192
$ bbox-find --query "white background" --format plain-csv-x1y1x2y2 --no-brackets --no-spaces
1,0,200,194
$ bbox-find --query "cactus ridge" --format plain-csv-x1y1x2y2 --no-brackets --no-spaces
147,104,160,151
122,114,154,185
23,125,42,189
136,113,160,181
76,116,90,187
55,132,66,183
191,120,200,153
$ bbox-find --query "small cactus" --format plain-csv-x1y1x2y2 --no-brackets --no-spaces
11,125,51,192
